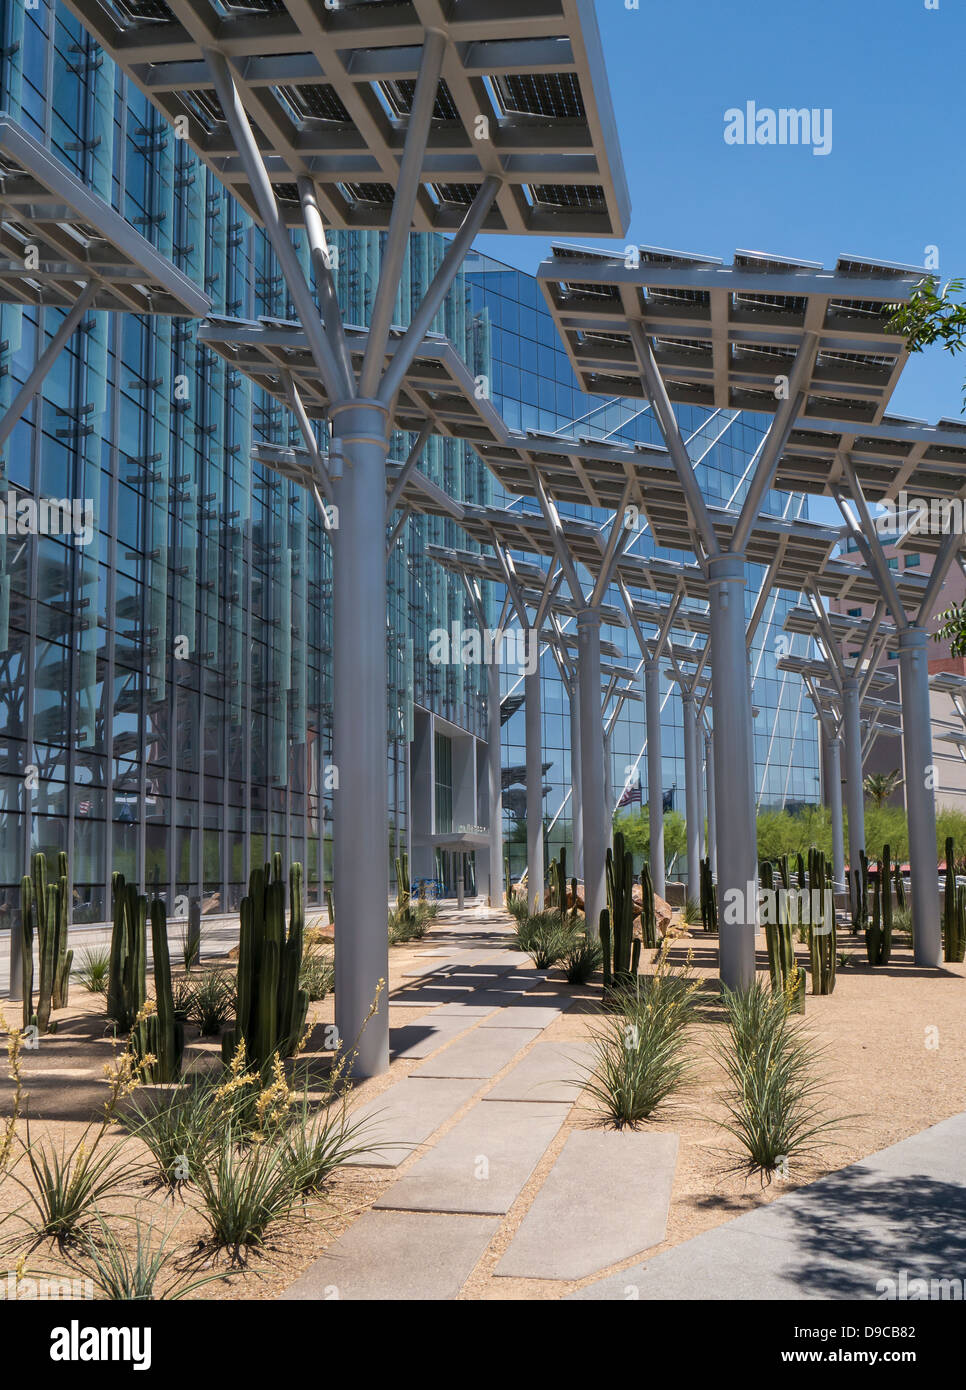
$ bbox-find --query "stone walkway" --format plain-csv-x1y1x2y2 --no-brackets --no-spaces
570,1111,966,1300
283,907,680,1301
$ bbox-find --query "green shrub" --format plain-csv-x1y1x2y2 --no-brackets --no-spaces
8,1123,135,1244
72,947,110,995
300,945,334,1001
184,969,236,1036
120,1078,223,1188
563,935,603,984
193,1125,298,1259
281,1088,379,1194
82,1214,229,1300
515,911,579,968
582,960,697,1128
715,980,842,1175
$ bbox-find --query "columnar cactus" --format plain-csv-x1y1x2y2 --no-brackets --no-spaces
548,848,568,911
639,863,657,949
852,849,869,935
134,899,184,1083
867,845,893,966
807,847,836,995
700,857,717,932
950,884,966,963
107,873,147,1031
602,830,640,992
18,851,73,1032
943,839,966,962
762,860,805,1013
18,874,35,1030
221,858,309,1073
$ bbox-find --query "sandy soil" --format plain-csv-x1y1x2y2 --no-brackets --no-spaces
1,908,963,1301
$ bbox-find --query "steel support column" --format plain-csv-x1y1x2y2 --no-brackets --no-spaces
645,656,665,898
707,553,756,988
525,642,544,913
825,728,846,895
841,677,865,909
898,626,941,965
682,691,701,901
487,655,503,907
705,727,717,879
569,681,584,878
578,610,606,936
330,399,391,1077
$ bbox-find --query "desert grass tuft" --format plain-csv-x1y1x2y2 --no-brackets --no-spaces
583,955,698,1128
715,979,845,1177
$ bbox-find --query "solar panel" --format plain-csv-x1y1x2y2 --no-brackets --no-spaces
773,417,966,503
198,316,507,446
538,245,923,422
61,0,630,237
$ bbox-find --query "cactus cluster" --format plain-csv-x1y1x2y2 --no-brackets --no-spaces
600,830,641,993
700,857,717,932
760,860,805,1014
18,851,72,1031
639,863,657,950
943,837,966,962
807,847,836,995
866,843,894,966
221,855,309,1074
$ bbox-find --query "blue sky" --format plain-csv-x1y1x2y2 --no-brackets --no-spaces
480,0,966,431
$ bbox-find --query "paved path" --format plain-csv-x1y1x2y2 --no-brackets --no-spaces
282,907,681,1301
570,1111,966,1300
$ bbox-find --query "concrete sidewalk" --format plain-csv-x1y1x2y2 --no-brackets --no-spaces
570,1111,966,1300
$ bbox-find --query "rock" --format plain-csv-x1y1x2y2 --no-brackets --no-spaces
568,882,673,940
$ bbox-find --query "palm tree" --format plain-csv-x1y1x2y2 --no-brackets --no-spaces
864,769,903,807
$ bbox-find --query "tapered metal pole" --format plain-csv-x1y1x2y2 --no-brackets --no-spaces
707,554,756,988
330,400,391,1077
899,626,941,965
487,656,503,907
569,682,583,878
645,656,665,898
825,729,846,895
578,610,606,936
603,723,615,824
525,641,544,912
841,677,865,909
682,691,701,901
705,728,717,879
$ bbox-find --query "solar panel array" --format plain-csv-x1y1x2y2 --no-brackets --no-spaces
63,0,630,236
199,315,507,445
773,416,966,504
0,116,209,316
537,243,925,423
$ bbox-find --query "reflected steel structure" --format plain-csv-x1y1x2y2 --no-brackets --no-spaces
0,115,210,999
63,0,629,1075
537,242,923,986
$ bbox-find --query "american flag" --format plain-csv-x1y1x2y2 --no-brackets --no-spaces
618,779,642,807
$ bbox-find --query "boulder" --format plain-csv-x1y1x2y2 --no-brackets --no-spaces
570,881,674,939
